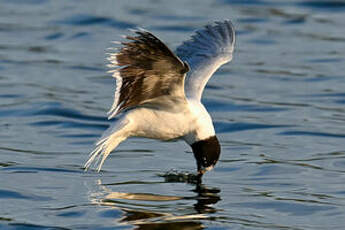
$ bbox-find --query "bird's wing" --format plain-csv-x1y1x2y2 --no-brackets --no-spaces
176,20,235,101
107,29,189,119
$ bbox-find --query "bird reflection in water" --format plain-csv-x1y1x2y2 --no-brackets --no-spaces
161,171,221,215
88,174,221,230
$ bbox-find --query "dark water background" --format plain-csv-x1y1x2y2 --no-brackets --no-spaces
1,0,345,229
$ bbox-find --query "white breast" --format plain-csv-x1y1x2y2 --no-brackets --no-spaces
183,99,215,145
124,100,215,144
127,106,191,140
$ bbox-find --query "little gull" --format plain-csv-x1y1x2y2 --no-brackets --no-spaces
85,20,235,180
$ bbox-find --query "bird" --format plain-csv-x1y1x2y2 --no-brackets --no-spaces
84,20,235,180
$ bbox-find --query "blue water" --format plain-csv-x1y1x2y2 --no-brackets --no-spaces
1,0,345,229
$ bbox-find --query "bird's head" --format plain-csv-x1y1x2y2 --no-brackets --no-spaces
191,136,221,175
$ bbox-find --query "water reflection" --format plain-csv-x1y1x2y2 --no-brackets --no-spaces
192,185,221,215
89,177,221,229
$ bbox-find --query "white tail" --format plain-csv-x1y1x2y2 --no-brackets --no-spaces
84,119,130,172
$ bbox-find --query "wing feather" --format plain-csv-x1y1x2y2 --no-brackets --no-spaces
107,29,189,119
176,20,235,101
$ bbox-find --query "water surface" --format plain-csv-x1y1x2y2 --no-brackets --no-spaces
1,0,345,229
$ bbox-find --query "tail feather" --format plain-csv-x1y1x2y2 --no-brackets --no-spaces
84,144,105,171
84,119,130,172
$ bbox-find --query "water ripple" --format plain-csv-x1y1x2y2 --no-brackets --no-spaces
233,201,335,216
0,102,105,121
215,121,292,133
3,223,71,230
2,166,80,174
279,131,345,138
30,120,107,131
0,189,52,201
204,99,287,112
151,25,196,32
44,32,64,40
56,14,136,29
297,1,345,11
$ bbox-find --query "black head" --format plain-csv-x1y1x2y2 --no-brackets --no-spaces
191,136,221,175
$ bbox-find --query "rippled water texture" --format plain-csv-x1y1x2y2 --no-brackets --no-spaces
1,0,345,229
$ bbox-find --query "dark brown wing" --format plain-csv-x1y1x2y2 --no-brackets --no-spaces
107,30,189,119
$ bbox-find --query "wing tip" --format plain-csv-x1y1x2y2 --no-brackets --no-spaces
176,19,235,59
209,19,235,45
224,19,235,44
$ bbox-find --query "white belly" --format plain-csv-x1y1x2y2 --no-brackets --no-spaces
125,100,215,143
